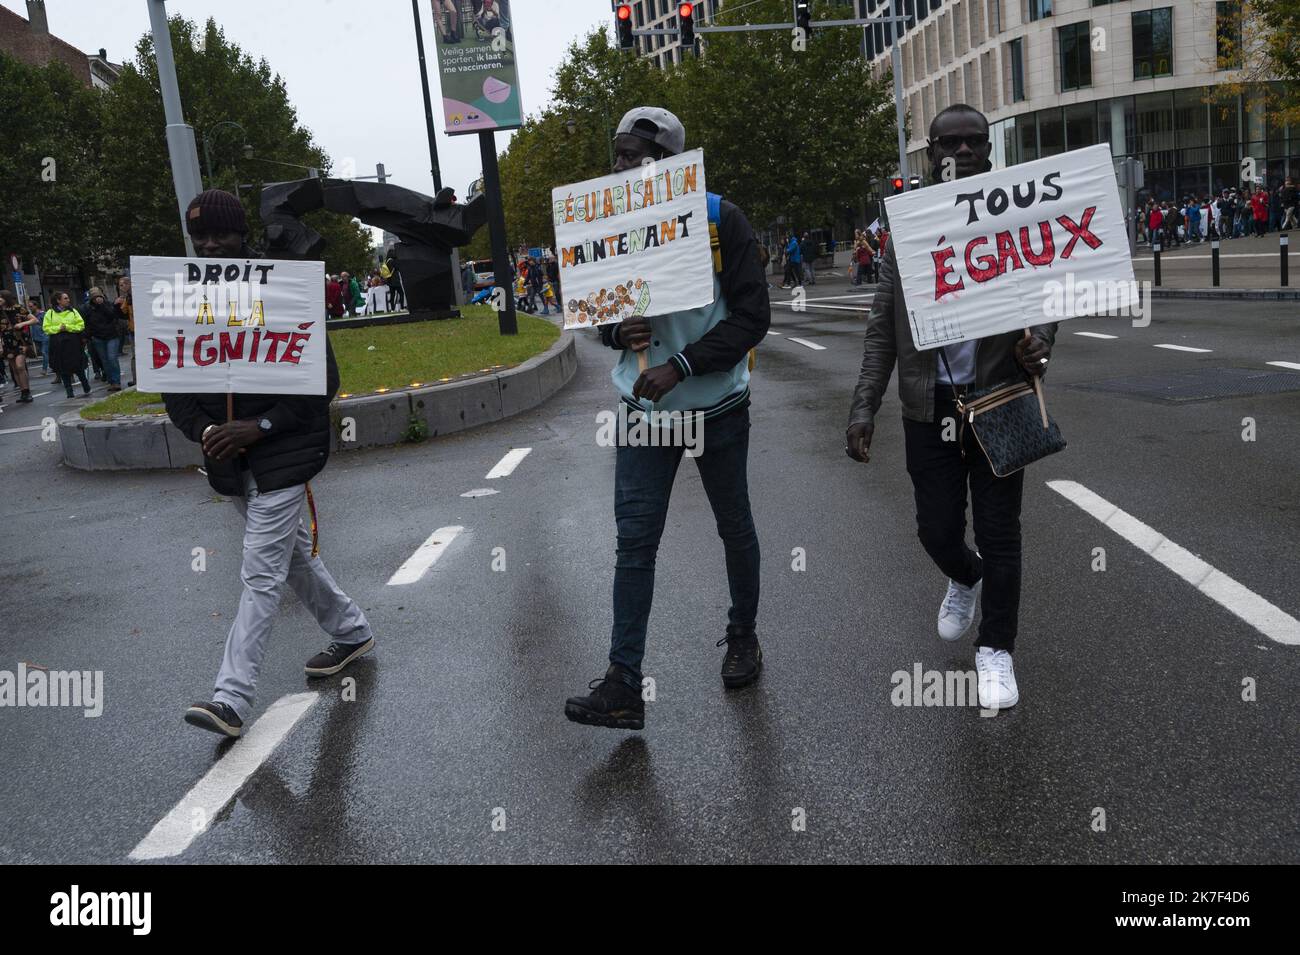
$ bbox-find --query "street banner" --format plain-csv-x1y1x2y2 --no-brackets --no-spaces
883,143,1134,350
130,255,327,395
431,0,522,135
551,148,713,330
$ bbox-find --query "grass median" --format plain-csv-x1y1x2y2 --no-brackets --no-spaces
81,305,560,420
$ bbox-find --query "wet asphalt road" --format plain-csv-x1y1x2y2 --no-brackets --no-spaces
1,282,1297,864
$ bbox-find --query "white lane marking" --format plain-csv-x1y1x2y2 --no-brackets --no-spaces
387,525,464,585
486,447,531,479
1266,361,1300,371
1074,332,1119,340
1154,344,1212,353
460,488,499,498
787,337,827,351
0,425,44,436
1047,480,1300,646
129,692,319,860
766,330,782,336
791,292,876,303
31,391,51,399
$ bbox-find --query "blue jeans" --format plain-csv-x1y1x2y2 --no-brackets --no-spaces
92,337,121,386
609,405,760,678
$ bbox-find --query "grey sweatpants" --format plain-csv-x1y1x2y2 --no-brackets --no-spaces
213,470,371,721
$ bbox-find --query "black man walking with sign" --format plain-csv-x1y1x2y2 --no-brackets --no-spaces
554,107,771,730
847,106,1131,713
136,189,374,740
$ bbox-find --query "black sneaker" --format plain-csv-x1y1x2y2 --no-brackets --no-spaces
718,626,762,689
305,636,374,677
184,700,243,738
564,664,645,730
18,390,32,403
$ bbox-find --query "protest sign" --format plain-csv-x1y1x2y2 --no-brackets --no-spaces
130,256,327,395
551,148,713,330
883,144,1135,350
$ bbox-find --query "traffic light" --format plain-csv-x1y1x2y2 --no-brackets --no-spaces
908,176,921,190
678,3,695,46
795,0,811,35
616,4,634,50
891,177,905,194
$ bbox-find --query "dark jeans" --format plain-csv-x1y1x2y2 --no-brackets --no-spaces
609,405,760,678
902,388,1025,652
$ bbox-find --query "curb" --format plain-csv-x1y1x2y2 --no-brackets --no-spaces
59,333,576,471
1147,288,1300,301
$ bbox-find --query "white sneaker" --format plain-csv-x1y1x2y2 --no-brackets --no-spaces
937,578,980,641
975,647,1019,710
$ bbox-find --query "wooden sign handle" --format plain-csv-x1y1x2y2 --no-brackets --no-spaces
636,349,649,373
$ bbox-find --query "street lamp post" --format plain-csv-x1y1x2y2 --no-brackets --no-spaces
201,120,249,187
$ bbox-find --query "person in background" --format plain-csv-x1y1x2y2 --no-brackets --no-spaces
325,274,344,319
782,231,801,289
545,253,560,307
44,291,91,398
115,276,135,387
461,258,476,299
82,287,124,393
0,292,35,403
800,231,817,285
1251,184,1270,237
1282,177,1299,231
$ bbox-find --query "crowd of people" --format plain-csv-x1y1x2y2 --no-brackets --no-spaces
324,259,406,318
772,227,889,289
1139,177,1299,247
0,276,136,407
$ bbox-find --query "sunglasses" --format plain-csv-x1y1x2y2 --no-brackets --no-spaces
930,134,989,151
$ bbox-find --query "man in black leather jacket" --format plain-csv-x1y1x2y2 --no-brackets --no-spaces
846,105,1057,712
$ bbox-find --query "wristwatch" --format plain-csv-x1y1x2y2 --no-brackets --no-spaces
258,418,273,434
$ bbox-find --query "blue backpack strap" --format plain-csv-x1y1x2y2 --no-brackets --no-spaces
706,192,723,273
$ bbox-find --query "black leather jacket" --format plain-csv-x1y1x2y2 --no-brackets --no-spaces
848,243,1058,429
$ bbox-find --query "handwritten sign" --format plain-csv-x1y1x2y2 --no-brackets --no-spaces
131,255,326,394
551,148,713,330
884,144,1135,349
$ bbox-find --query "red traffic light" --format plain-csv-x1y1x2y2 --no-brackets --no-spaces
616,3,634,48
892,177,904,192
679,2,695,45
679,2,693,14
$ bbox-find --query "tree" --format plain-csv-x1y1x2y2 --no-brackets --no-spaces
1208,1,1300,128
0,53,110,280
96,16,371,270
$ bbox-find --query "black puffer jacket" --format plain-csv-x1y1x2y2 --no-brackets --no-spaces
163,338,340,496
82,299,122,340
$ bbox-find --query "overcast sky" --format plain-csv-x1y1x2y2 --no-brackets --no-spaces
5,0,616,198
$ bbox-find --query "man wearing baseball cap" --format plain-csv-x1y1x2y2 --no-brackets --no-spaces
163,189,374,739
564,107,771,731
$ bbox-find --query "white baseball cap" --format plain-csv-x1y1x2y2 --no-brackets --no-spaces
614,106,686,156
